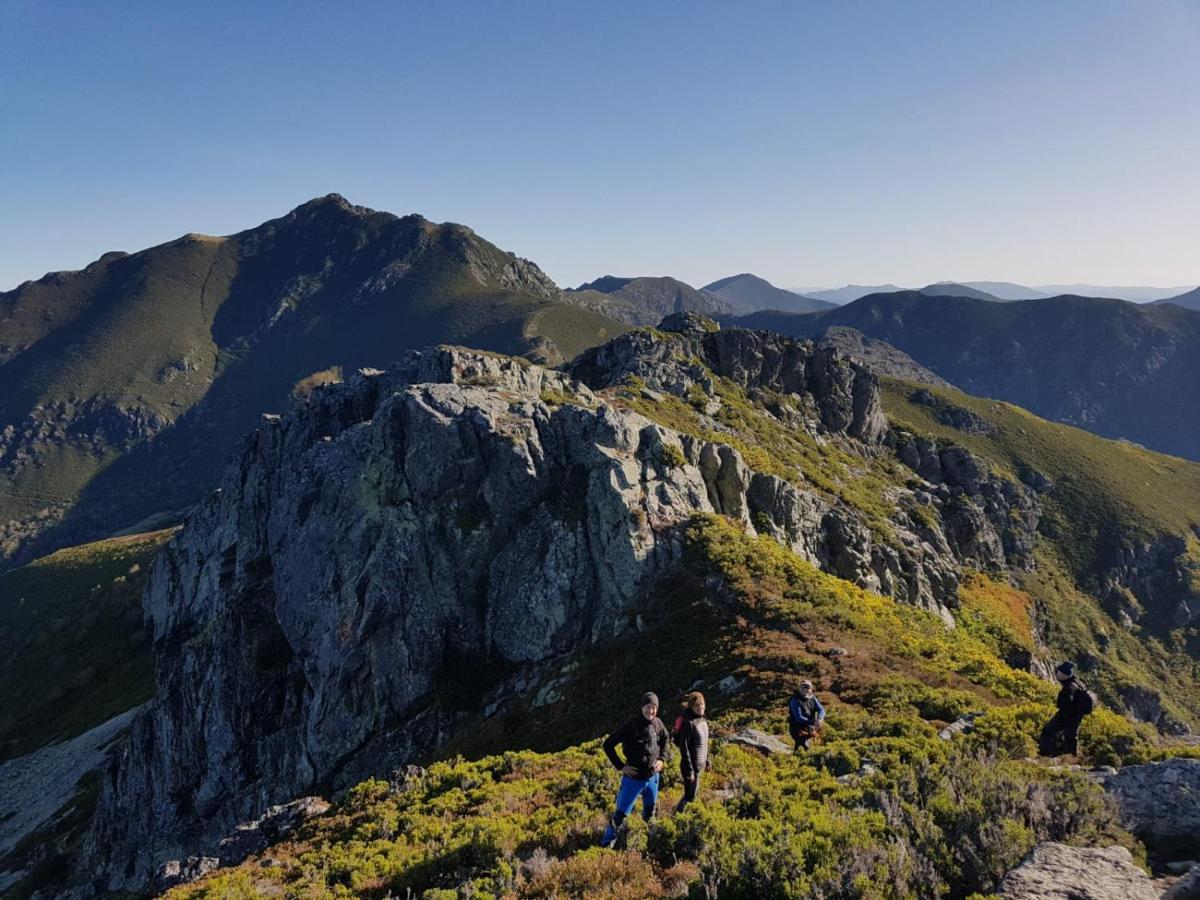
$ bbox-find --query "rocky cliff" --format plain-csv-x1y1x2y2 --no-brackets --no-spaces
81,317,1049,892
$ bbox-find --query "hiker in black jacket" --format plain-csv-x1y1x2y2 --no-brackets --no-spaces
1038,661,1094,756
600,692,672,848
673,691,710,813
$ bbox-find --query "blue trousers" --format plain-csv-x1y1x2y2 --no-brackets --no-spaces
600,773,659,846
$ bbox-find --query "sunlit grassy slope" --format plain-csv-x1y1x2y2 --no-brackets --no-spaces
167,516,1196,900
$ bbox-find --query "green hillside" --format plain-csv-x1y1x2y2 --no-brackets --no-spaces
0,528,174,762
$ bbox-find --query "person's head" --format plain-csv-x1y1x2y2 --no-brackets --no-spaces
640,692,659,720
683,691,706,716
1055,661,1075,682
798,679,814,697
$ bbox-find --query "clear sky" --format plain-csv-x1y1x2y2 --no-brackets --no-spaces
2,0,1198,292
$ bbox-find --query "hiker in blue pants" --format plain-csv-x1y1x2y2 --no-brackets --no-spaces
600,692,672,848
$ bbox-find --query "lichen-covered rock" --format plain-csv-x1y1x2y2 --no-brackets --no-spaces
568,319,888,443
1101,758,1200,848
995,843,1161,899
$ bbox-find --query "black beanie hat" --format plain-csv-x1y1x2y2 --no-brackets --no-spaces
641,692,659,708
1056,661,1075,677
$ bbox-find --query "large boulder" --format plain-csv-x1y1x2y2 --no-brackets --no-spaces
995,843,1160,900
1102,758,1200,850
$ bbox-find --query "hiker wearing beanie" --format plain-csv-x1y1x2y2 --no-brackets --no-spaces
600,692,672,848
1038,661,1095,757
673,692,710,813
788,679,826,750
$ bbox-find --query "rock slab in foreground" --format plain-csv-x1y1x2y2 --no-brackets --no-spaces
996,843,1159,900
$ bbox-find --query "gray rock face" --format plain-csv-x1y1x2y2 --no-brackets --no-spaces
79,327,1044,892
1101,758,1200,848
995,843,1160,900
727,729,793,756
568,318,888,444
85,352,721,889
1095,534,1198,634
893,432,1040,571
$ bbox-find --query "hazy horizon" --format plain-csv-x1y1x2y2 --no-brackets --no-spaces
3,1,1199,293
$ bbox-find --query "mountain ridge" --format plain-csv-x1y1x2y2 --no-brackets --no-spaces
0,195,627,570
732,290,1200,461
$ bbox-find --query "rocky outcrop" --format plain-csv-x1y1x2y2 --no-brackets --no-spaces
1100,758,1200,851
568,313,888,444
154,797,329,892
0,398,171,478
78,326,1051,892
1094,534,1197,633
995,843,1160,900
892,432,1040,571
813,327,954,389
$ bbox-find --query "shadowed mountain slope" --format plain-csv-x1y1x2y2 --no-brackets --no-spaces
1154,285,1200,311
733,291,1200,461
962,281,1051,300
919,282,1004,301
0,195,626,569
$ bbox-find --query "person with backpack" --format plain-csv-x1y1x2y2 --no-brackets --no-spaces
672,691,710,813
1038,661,1094,757
788,679,825,750
600,692,672,848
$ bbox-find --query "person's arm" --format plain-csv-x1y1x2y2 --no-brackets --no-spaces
603,723,627,771
788,696,801,725
814,697,826,725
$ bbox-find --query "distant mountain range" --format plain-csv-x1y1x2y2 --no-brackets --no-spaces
800,284,907,304
1036,284,1197,303
796,282,1198,304
732,290,1200,461
701,273,834,314
0,194,627,568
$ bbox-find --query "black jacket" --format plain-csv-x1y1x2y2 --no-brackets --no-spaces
603,714,672,780
1055,677,1093,722
676,711,709,779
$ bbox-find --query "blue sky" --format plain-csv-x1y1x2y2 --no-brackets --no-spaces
2,1,1198,292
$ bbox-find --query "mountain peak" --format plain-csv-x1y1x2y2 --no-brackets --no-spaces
702,273,832,315
280,193,397,225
